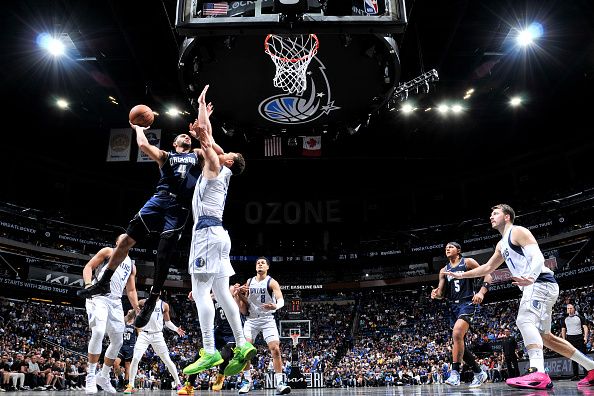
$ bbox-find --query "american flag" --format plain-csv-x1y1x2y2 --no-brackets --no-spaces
264,136,282,157
203,2,228,16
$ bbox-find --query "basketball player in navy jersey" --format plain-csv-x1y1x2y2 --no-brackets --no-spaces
78,102,225,330
431,242,490,388
235,257,290,395
446,204,594,389
82,235,139,394
114,310,137,392
183,85,253,379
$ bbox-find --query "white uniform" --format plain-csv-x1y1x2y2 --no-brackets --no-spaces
243,275,280,343
86,256,134,336
133,299,170,356
188,167,234,278
499,226,559,332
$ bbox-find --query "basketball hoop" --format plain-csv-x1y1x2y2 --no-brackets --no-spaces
264,34,319,94
290,333,300,348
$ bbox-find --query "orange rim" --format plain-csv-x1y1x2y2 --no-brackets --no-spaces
264,34,319,63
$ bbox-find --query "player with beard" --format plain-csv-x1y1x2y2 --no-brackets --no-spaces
78,105,225,330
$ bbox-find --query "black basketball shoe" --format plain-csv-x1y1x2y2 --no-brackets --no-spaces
77,280,110,298
134,293,159,328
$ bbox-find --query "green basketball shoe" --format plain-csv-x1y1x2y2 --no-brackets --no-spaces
224,342,257,376
183,349,224,375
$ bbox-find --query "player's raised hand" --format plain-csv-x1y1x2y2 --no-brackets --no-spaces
187,291,194,301
177,327,186,337
198,84,209,105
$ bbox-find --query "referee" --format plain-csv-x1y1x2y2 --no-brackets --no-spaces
561,303,590,380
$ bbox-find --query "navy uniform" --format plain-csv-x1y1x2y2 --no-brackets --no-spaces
128,151,201,242
445,258,480,328
118,323,137,362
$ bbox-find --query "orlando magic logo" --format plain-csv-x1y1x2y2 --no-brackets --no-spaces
258,55,340,125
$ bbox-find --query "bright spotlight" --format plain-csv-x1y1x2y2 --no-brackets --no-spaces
401,103,414,113
47,38,65,56
516,22,543,47
437,104,449,114
510,97,523,106
451,104,463,113
56,99,69,109
166,107,181,117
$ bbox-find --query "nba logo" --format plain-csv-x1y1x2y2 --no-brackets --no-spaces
364,0,379,15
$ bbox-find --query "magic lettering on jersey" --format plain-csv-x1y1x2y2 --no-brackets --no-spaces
170,155,196,165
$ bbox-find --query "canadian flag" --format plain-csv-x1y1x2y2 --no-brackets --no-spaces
302,136,321,157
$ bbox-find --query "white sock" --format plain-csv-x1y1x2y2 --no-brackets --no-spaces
274,372,284,386
527,348,545,372
88,363,97,376
571,350,594,371
101,364,112,377
243,370,252,382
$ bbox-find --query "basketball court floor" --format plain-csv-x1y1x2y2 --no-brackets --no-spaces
12,382,594,395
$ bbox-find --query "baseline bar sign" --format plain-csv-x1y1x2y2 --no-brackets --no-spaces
264,372,324,389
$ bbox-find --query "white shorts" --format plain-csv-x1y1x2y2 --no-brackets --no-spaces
188,226,234,278
86,296,125,334
133,331,169,357
243,316,280,344
517,281,559,333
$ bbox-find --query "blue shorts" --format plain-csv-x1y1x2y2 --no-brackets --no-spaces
118,347,134,362
449,300,479,328
127,192,190,241
215,329,235,351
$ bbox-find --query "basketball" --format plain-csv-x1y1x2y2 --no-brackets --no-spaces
129,104,154,127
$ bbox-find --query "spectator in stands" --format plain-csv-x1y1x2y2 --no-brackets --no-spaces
502,328,521,378
562,303,590,380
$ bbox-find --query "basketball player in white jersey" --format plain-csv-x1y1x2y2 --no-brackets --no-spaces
125,297,185,393
83,234,139,394
183,85,254,378
445,204,594,389
236,257,290,395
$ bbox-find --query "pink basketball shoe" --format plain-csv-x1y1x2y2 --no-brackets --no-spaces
506,367,553,390
578,369,594,387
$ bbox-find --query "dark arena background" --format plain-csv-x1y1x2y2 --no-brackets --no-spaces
1,0,594,395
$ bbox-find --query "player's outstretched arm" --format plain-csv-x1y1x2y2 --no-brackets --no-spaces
82,247,112,289
445,243,504,279
163,302,185,337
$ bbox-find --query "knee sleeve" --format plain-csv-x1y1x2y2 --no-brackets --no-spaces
105,332,124,360
88,329,106,355
517,315,543,347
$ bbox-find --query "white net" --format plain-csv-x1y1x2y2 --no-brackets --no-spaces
264,34,319,94
290,333,300,347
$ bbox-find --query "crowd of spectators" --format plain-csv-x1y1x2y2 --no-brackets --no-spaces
0,279,592,391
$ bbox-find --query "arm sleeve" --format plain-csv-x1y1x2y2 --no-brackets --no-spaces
522,243,545,280
164,320,179,332
275,298,285,310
